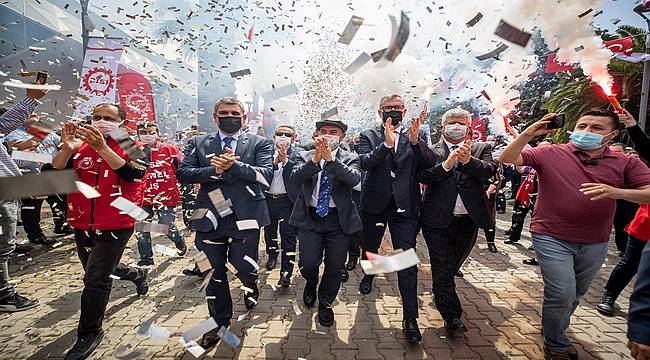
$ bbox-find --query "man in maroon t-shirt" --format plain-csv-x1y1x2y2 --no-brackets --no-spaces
500,108,650,360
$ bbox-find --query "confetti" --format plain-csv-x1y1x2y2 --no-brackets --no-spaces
75,181,101,199
338,15,364,45
217,326,241,348
236,219,259,230
343,52,372,74
110,197,149,221
154,244,177,257
1,81,61,90
0,169,79,200
182,318,219,343
494,20,531,47
360,248,420,275
194,251,212,272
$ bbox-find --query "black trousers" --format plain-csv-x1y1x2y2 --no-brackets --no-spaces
299,207,349,309
422,217,478,320
179,184,196,228
605,236,648,298
74,228,140,336
484,193,497,244
263,195,297,276
195,214,259,327
361,198,419,319
613,200,638,252
347,191,363,259
21,194,67,241
508,201,530,242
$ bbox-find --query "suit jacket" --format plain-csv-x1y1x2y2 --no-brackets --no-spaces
358,125,425,216
176,132,273,232
271,144,302,203
289,148,362,235
414,140,497,229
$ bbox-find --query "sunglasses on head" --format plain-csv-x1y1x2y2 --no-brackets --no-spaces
275,132,293,137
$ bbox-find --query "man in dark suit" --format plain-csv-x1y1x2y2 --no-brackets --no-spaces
412,107,497,333
176,96,273,350
357,94,428,343
264,124,301,287
290,119,362,327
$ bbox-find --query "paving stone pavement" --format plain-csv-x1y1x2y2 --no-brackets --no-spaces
0,203,636,359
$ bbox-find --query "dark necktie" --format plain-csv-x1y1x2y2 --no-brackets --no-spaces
223,136,234,150
316,170,332,217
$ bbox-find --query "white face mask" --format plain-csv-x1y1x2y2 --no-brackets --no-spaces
443,123,467,140
322,134,341,150
275,135,292,147
139,134,157,145
93,120,121,136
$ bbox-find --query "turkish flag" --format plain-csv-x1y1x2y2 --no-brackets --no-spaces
544,52,576,74
604,37,633,55
117,65,156,129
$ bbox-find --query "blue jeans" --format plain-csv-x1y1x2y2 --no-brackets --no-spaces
136,206,184,262
0,201,17,297
533,233,608,352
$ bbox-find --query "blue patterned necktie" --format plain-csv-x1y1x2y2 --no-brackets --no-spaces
223,136,234,150
316,170,332,217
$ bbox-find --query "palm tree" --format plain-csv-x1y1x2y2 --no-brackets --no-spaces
542,25,646,142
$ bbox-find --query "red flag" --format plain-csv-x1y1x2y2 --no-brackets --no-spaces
603,37,633,55
117,65,156,129
544,52,576,74
471,118,486,141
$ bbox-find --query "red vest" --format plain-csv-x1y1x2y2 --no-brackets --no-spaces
626,204,650,241
139,143,181,207
67,139,142,231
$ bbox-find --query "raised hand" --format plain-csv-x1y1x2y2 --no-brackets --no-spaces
320,137,334,162
457,141,472,164
522,114,555,138
276,143,288,165
384,119,396,148
61,122,83,152
76,125,107,151
311,139,323,164
618,108,637,128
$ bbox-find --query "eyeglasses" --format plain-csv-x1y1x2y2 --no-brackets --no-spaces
381,106,404,112
275,132,293,137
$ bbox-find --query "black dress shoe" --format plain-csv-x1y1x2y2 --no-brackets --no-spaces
403,318,422,343
345,257,358,271
278,274,291,287
265,257,277,271
303,287,317,308
444,318,467,333
504,229,511,236
175,241,188,256
132,268,149,296
199,328,221,350
522,258,539,266
340,269,349,283
503,239,519,245
244,284,259,310
359,275,373,295
455,270,464,278
65,330,105,360
318,306,334,327
487,243,498,253
54,225,74,235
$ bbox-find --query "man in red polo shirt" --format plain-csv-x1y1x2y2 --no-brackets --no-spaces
500,108,650,360
135,122,186,266
52,103,148,360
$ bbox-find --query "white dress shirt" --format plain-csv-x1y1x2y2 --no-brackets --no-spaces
268,158,287,195
219,130,241,152
310,148,339,208
443,139,468,215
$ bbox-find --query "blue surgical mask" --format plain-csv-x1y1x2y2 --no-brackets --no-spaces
570,130,605,150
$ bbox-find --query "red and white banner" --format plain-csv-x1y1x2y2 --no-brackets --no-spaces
604,37,634,56
117,65,156,129
471,118,486,141
74,37,124,119
544,52,576,74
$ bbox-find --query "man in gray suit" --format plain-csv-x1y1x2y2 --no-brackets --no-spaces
176,96,273,350
290,119,362,327
412,108,497,334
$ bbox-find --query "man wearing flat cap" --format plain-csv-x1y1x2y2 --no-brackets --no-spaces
289,118,362,327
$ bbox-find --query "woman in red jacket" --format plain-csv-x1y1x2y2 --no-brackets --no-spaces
52,103,148,360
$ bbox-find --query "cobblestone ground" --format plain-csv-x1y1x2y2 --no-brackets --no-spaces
0,202,635,359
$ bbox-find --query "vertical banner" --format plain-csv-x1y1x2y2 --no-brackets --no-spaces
74,37,124,119
117,65,156,129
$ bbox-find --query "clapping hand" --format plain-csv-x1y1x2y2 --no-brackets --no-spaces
61,123,83,152
211,147,240,174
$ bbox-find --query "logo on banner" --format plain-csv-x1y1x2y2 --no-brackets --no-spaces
124,92,152,117
82,67,115,96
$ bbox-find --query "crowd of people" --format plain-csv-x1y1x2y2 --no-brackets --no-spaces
0,84,649,360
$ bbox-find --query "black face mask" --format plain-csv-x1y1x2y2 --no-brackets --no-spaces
218,116,242,134
382,111,402,126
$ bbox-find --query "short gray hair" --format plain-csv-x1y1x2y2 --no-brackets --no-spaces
441,108,471,125
378,94,403,109
275,124,296,133
213,96,245,114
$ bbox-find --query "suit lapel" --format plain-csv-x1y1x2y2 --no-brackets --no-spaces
208,134,222,156
236,133,249,158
